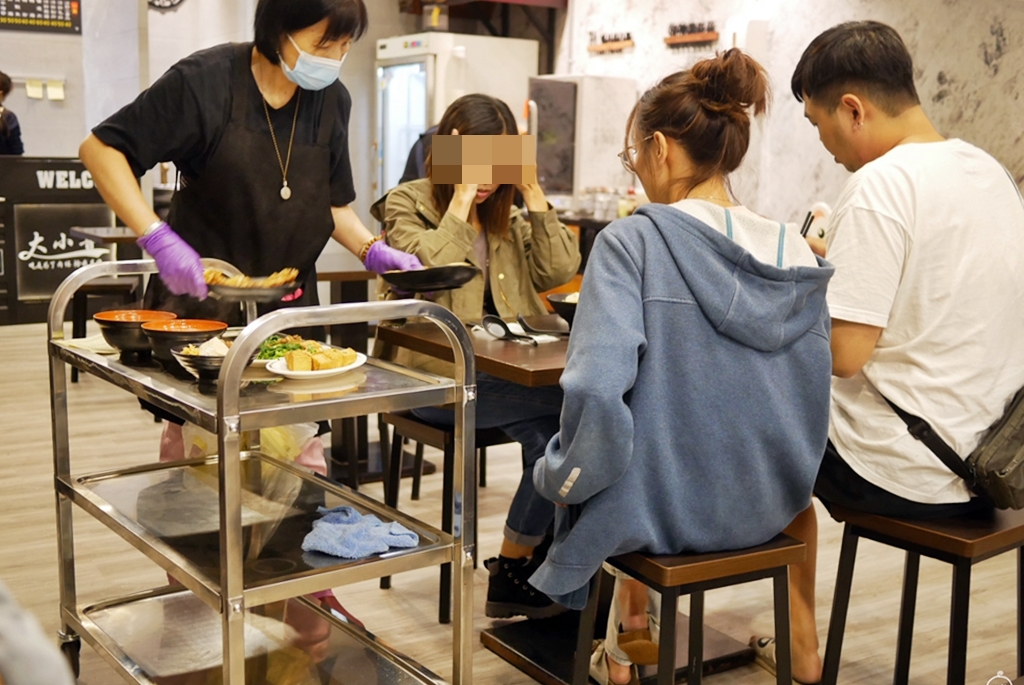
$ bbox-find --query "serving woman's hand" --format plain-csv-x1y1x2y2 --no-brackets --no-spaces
517,182,550,213
363,240,423,274
137,222,208,299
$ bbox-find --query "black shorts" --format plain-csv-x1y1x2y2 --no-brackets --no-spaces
814,440,992,520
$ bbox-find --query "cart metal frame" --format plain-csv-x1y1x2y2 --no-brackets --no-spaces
47,259,477,685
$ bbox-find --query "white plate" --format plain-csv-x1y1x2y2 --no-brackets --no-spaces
266,353,367,380
250,357,273,368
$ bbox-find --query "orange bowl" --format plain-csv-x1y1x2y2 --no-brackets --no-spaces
142,319,229,373
94,309,177,324
94,310,178,357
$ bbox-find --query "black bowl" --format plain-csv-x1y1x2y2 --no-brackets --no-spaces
380,264,480,293
546,293,578,327
171,343,258,393
142,319,228,377
94,310,178,361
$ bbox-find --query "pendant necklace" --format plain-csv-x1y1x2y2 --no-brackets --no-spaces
262,89,300,200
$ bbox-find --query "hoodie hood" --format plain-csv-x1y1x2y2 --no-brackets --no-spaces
634,204,833,353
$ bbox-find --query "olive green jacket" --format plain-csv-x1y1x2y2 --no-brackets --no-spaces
370,178,581,376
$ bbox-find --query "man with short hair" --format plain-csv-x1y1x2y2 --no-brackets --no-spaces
755,21,1024,682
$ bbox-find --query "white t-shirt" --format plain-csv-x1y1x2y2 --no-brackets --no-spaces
825,139,1024,503
669,199,819,268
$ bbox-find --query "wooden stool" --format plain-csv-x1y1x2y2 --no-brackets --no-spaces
379,410,514,624
71,277,140,383
574,534,805,685
822,505,1024,685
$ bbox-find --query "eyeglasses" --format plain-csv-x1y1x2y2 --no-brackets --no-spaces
618,134,655,174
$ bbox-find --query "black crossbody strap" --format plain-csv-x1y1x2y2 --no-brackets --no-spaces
881,395,976,484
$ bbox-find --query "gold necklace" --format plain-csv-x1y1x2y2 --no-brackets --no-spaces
262,88,300,201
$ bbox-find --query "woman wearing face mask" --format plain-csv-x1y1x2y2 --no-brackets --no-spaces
529,50,834,685
79,0,418,624
80,0,420,315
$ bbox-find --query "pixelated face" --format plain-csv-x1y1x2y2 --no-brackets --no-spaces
431,135,538,203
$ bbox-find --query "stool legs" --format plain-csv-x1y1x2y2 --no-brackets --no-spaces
658,586,679,685
686,590,704,685
822,524,860,685
772,568,793,685
893,551,920,685
572,572,603,685
947,558,971,685
411,443,425,500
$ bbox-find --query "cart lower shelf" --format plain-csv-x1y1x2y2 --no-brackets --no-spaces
61,453,454,608
68,588,446,685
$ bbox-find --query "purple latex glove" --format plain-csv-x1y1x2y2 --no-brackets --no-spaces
137,222,208,299
363,240,423,275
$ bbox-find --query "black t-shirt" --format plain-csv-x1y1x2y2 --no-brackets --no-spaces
93,43,356,207
0,107,24,155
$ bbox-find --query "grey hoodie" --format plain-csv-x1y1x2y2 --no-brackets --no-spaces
530,204,834,609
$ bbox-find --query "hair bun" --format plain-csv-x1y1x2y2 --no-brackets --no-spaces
691,48,770,118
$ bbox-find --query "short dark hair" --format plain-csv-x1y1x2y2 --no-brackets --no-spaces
254,0,367,65
0,71,11,98
791,21,920,115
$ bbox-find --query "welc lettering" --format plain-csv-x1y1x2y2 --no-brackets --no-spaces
35,170,95,190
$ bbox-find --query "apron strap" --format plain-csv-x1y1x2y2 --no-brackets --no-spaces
776,222,786,267
230,43,255,123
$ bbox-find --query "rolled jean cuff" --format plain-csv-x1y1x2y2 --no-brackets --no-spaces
503,524,547,548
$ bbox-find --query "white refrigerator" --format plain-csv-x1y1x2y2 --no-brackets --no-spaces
374,32,539,197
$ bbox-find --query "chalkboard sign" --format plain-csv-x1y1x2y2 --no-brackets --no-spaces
0,0,81,34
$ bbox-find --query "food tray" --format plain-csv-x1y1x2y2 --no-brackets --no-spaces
209,282,301,303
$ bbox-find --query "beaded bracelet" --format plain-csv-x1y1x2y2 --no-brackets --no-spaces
358,235,383,263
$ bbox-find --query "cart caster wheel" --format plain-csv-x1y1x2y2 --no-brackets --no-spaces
60,638,81,678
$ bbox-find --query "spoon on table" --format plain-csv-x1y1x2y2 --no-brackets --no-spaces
516,314,570,337
481,315,538,346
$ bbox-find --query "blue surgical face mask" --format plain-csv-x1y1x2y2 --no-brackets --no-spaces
280,34,347,91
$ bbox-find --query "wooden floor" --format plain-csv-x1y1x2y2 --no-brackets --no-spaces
0,321,1019,684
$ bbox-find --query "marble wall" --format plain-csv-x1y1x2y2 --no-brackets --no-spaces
555,0,1024,222
82,0,148,131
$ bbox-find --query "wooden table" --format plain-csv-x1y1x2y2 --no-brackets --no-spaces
375,314,570,387
376,312,755,684
69,226,139,245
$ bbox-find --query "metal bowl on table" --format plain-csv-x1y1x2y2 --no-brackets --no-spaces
170,342,257,394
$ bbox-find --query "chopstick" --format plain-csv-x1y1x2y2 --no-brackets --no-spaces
799,211,814,237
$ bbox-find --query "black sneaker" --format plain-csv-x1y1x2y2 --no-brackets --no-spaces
485,555,568,619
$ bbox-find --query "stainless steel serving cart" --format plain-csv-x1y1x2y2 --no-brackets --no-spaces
47,260,477,685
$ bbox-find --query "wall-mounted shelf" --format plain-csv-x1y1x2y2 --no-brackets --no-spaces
665,31,719,47
588,40,634,54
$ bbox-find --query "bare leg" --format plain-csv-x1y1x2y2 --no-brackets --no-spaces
606,578,648,684
784,504,823,684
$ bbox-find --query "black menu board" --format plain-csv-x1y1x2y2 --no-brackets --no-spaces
0,0,81,34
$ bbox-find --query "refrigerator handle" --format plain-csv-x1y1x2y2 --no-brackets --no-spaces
527,99,538,137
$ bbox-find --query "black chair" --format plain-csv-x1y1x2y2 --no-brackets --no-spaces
822,505,1024,685
574,534,805,685
379,410,513,624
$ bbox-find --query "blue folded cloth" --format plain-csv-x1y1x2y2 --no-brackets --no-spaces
301,506,419,559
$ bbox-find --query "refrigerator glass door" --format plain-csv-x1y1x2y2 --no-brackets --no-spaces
377,59,430,196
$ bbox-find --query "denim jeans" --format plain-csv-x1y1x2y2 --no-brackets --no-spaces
413,372,563,547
